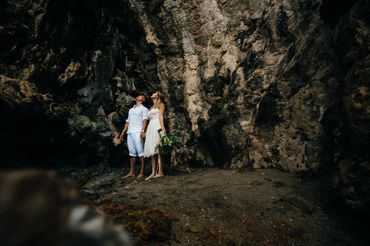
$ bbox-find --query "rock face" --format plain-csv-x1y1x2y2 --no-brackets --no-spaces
0,0,158,166
0,1,369,211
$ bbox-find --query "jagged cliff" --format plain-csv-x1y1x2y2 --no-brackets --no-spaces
0,0,369,212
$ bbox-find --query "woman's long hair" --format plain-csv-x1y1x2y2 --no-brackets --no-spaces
153,91,165,109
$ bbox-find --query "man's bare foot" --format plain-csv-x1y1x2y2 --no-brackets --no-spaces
154,174,164,178
145,174,155,181
186,167,194,173
122,173,135,179
137,173,145,179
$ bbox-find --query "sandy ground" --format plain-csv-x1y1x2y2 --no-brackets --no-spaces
60,166,367,246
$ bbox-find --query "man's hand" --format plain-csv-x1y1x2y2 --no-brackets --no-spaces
140,132,146,139
119,133,125,141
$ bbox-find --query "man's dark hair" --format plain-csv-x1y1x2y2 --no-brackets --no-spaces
137,93,146,101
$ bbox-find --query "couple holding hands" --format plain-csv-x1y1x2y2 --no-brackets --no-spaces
116,91,166,180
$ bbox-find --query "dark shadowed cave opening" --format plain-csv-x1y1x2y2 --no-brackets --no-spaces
254,85,281,130
196,113,232,169
198,130,231,169
320,0,360,25
0,101,79,167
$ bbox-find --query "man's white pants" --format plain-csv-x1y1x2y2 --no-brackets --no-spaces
127,132,144,157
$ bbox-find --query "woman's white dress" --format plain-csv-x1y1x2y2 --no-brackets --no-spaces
144,108,162,157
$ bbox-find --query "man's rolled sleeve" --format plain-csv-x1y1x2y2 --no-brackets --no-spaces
126,111,131,123
142,107,149,120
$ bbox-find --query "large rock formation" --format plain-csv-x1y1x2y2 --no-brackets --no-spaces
0,0,369,211
0,0,158,166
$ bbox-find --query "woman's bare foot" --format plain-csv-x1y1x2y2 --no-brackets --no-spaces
145,174,155,181
154,174,164,178
122,173,135,179
137,173,145,179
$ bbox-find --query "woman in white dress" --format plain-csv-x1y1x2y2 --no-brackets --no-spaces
141,91,166,180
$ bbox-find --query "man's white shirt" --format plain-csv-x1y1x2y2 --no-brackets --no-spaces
126,104,148,134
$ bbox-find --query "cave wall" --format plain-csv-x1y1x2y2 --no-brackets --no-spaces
0,0,369,211
0,0,160,166
127,0,369,173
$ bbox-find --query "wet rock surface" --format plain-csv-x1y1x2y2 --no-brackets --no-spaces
59,166,368,245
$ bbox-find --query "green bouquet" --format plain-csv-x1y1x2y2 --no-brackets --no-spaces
157,134,181,155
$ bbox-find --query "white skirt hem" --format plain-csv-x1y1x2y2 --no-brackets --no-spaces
143,118,161,157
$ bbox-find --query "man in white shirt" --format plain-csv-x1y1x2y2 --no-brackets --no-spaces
119,94,149,178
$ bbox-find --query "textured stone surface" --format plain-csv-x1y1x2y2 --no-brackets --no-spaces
131,0,368,173
0,0,369,212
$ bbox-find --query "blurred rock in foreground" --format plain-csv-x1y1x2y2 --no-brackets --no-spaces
0,170,132,246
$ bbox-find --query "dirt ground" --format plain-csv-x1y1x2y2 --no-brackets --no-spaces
59,166,367,246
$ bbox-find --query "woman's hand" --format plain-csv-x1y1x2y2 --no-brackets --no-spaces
140,132,146,139
158,128,166,137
